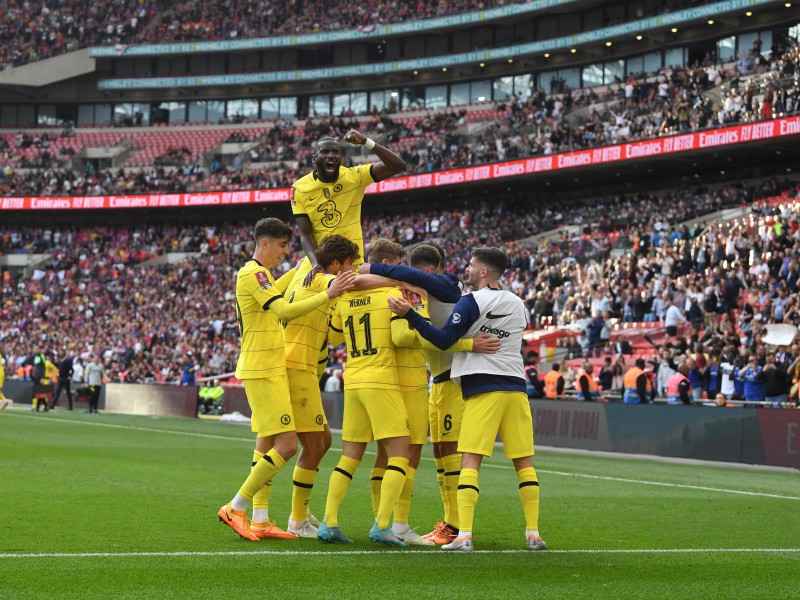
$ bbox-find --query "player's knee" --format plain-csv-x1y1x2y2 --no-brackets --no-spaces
274,434,298,460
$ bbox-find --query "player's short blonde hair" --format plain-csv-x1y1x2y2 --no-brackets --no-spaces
368,238,405,264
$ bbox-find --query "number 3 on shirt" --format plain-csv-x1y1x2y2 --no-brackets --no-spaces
318,200,342,228
344,313,377,357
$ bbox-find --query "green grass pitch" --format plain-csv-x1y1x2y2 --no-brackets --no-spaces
1,408,798,599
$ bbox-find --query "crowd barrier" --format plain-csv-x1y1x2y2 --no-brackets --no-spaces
4,380,796,468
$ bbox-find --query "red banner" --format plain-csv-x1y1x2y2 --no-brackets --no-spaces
3,116,799,210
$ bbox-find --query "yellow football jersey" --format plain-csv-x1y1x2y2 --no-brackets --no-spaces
234,260,288,380
283,271,336,373
291,164,374,262
393,289,429,391
330,286,402,391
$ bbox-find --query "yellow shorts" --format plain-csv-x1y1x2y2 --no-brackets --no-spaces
287,368,327,433
342,388,409,443
401,387,429,445
243,375,295,438
458,391,534,459
428,379,464,444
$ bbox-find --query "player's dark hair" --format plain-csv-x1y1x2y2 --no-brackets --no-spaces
635,357,646,369
368,238,406,263
314,136,339,151
429,242,446,267
409,244,441,269
254,218,294,243
472,247,508,277
315,235,360,268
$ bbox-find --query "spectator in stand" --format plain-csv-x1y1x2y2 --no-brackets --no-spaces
758,352,789,405
740,356,765,403
181,352,200,386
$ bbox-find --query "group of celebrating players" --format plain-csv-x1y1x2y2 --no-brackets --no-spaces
216,130,546,552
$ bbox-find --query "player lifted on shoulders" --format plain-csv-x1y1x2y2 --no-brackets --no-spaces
291,130,405,284
389,247,547,553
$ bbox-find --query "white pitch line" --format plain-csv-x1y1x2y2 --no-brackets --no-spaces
4,412,799,502
1,548,799,559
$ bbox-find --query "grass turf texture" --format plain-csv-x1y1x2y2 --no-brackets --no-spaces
1,408,798,599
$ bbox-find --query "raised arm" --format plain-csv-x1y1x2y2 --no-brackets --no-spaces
343,129,405,182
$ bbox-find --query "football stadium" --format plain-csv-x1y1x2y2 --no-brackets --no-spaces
1,0,800,597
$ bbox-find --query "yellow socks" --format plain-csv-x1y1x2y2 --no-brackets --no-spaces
290,466,318,522
239,448,285,502
323,456,361,528
369,467,385,517
376,456,409,529
442,453,462,528
516,466,540,531
393,465,416,525
456,467,479,534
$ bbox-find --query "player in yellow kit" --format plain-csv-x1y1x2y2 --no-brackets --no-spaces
282,235,361,538
291,129,405,284
217,218,356,542
317,279,411,546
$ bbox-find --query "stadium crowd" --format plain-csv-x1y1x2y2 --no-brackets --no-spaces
3,175,800,407
1,35,797,197
0,0,725,68
0,0,161,70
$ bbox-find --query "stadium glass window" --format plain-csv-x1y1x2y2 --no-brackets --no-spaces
261,99,280,119
206,101,224,124
513,74,533,96
471,80,492,103
424,85,448,110
627,55,644,74
494,77,515,101
94,104,112,126
738,31,772,56
1,105,18,126
604,60,625,85
310,94,331,116
450,83,470,106
17,104,35,126
643,51,662,73
77,105,94,126
582,64,604,87
332,94,350,116
791,23,800,41
717,36,736,62
664,47,686,68
401,88,424,111
38,105,59,126
154,102,185,124
188,102,207,123
227,99,244,119
371,90,400,112
279,97,297,118
241,99,259,120
114,103,150,126
351,92,368,115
